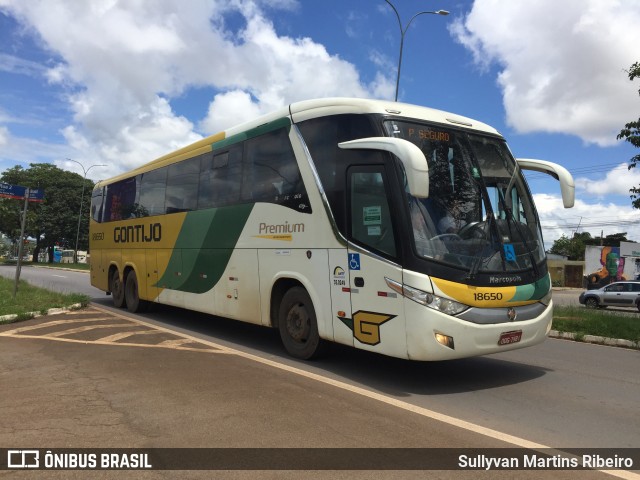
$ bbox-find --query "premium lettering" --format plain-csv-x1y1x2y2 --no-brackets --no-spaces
259,221,304,235
113,223,161,243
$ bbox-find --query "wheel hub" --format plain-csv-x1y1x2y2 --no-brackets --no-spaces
286,304,310,342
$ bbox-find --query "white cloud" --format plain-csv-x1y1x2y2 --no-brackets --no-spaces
574,163,640,198
535,193,640,248
0,126,8,147
200,90,263,134
199,10,393,133
451,0,640,146
1,0,392,174
0,125,71,173
0,53,46,76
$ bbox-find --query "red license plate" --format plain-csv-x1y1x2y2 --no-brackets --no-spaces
498,330,522,346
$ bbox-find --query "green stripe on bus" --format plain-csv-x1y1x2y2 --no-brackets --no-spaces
211,117,291,150
155,203,254,294
510,275,550,302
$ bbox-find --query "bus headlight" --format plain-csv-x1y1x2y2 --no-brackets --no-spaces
386,278,469,315
425,292,469,315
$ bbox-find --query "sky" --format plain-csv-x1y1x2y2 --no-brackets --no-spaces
1,0,640,249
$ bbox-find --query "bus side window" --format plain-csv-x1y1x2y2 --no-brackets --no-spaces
91,187,104,223
103,176,138,221
166,156,200,213
199,146,243,209
139,167,168,217
241,127,310,212
349,168,397,258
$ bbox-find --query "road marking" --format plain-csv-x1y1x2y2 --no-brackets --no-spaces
90,304,640,480
98,330,163,342
44,323,136,338
0,317,115,335
0,307,224,353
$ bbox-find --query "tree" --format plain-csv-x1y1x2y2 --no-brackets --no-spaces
0,164,94,262
549,232,592,260
549,231,635,260
620,62,640,208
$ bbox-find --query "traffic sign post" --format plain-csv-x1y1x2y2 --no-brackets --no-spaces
0,182,45,298
13,189,30,299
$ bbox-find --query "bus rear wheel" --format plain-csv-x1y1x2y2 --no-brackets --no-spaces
110,269,126,308
278,287,324,360
124,270,148,313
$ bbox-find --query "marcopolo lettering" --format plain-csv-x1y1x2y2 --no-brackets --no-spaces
114,223,162,243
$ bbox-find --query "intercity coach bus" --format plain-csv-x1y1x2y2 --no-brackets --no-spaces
89,98,574,361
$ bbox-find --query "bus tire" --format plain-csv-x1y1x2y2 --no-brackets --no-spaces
110,269,126,308
278,287,324,360
125,270,148,313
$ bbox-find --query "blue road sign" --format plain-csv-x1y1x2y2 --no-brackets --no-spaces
0,182,26,200
0,183,44,202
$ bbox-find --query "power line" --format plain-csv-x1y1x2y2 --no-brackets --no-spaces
524,162,631,181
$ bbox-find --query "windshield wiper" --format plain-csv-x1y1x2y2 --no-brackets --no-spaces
499,198,539,277
465,214,504,280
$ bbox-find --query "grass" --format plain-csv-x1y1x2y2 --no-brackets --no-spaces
553,305,640,345
0,275,89,320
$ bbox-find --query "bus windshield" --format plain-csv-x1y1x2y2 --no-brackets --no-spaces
385,120,545,275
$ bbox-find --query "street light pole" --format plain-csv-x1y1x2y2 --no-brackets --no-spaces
384,0,449,101
67,159,106,263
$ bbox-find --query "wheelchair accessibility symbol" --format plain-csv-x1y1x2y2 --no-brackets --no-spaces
349,253,360,270
503,244,516,262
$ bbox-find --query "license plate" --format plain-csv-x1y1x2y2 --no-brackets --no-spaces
498,330,522,346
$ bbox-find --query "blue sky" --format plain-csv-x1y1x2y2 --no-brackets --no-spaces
1,0,640,248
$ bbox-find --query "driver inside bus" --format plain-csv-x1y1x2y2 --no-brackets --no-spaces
437,198,468,234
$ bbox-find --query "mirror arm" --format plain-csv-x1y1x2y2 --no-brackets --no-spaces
517,158,575,208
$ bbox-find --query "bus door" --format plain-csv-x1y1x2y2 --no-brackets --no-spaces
346,167,406,358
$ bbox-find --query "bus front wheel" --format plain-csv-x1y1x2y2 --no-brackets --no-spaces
278,287,324,360
110,269,125,308
125,270,148,313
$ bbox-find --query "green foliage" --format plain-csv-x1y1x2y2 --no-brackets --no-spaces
548,233,591,260
549,231,633,260
620,62,640,208
0,163,95,261
553,306,640,345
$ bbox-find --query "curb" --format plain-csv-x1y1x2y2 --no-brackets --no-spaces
0,303,84,324
549,330,639,349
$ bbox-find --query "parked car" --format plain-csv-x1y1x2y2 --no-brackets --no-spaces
578,281,640,311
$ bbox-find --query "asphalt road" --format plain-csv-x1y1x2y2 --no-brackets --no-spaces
1,265,638,478
0,264,104,299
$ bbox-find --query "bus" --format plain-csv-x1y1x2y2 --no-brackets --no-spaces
89,98,574,361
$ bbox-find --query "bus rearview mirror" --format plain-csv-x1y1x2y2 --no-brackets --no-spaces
517,158,575,208
338,137,430,198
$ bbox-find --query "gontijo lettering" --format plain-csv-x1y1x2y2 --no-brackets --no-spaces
113,224,161,243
